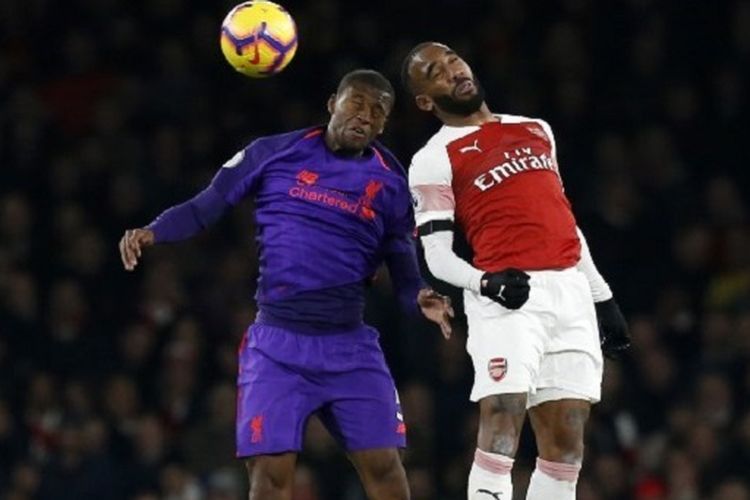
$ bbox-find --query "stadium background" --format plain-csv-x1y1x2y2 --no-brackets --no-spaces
1,0,749,498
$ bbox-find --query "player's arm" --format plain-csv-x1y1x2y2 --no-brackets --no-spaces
419,223,530,309
418,224,482,292
381,171,453,338
540,116,630,357
576,226,630,359
119,142,266,271
408,147,484,291
118,186,229,270
409,150,529,309
382,234,426,314
381,233,454,338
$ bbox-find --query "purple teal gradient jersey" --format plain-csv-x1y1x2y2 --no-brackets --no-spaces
210,127,422,330
236,323,406,457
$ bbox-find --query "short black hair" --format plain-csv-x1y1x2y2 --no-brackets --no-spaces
401,41,436,95
337,69,394,101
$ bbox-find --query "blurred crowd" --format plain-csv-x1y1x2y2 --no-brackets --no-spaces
1,0,749,499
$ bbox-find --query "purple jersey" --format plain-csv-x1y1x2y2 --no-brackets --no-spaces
146,126,421,457
147,126,423,331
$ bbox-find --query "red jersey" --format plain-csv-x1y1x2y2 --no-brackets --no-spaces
409,114,580,272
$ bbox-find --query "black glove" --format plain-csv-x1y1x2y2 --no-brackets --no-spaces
595,298,631,360
480,268,531,309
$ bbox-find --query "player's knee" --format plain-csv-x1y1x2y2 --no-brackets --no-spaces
363,452,405,484
478,394,526,457
548,428,585,463
537,410,588,463
246,457,294,493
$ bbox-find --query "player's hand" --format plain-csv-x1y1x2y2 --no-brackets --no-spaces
417,288,454,339
480,269,530,309
595,298,631,360
119,228,155,271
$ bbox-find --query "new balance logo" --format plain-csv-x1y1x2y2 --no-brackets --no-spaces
459,139,482,154
476,489,503,499
296,169,319,185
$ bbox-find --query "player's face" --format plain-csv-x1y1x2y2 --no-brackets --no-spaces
327,84,393,152
409,44,485,116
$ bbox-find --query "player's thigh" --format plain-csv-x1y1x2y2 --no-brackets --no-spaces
464,291,548,402
348,448,408,489
245,453,297,499
532,270,604,404
531,279,603,407
530,350,602,410
317,367,406,453
237,327,319,457
528,398,591,462
311,325,406,451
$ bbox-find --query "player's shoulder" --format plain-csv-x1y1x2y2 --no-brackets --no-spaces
499,113,549,127
370,140,407,179
409,127,461,185
499,113,555,141
421,125,476,152
246,126,322,153
222,127,323,169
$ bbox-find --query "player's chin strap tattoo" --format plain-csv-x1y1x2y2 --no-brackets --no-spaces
594,298,631,360
480,269,530,309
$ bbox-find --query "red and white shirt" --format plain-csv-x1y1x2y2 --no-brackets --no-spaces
409,114,581,273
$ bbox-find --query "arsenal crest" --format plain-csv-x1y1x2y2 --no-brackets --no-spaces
488,357,507,381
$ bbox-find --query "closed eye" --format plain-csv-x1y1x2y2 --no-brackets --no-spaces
426,61,436,79
428,65,444,80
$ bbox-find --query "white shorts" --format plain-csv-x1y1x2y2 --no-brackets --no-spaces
464,267,603,407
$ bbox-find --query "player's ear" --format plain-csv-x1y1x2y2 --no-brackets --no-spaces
415,94,433,112
327,93,337,114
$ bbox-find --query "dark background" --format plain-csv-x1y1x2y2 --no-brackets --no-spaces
1,0,749,499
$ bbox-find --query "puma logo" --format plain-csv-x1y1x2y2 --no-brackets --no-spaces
476,489,503,499
459,139,482,154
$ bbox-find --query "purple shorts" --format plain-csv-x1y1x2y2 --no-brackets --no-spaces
236,323,406,458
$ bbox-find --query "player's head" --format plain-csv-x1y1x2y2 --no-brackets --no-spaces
401,42,486,119
326,69,395,153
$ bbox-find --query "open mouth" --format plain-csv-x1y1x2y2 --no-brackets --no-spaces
347,125,368,139
455,80,475,97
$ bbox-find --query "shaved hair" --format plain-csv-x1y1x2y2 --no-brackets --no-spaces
400,41,444,95
337,69,394,100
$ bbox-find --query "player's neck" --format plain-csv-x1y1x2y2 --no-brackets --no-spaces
438,103,496,128
324,128,365,158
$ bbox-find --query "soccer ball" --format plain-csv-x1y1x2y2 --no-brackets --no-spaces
220,1,298,78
